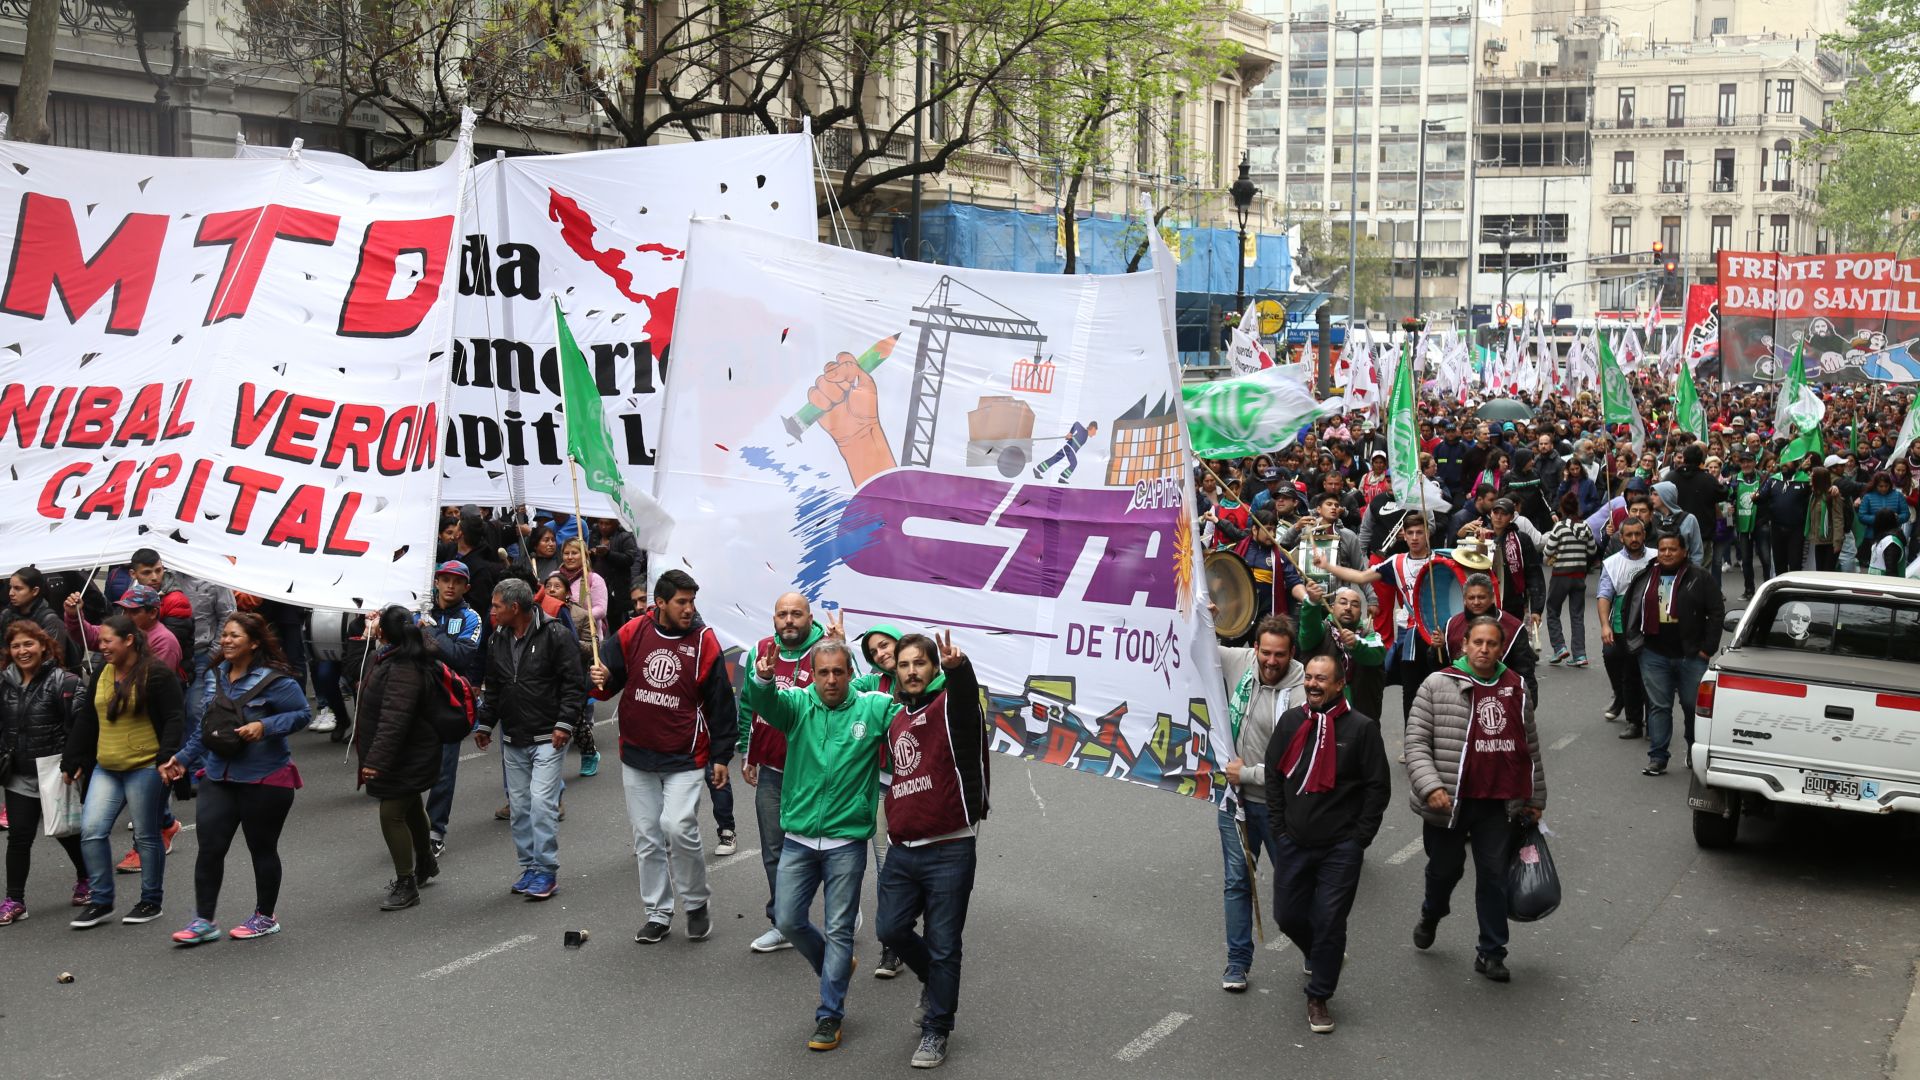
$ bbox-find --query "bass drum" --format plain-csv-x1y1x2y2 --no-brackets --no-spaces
308,609,359,662
1205,551,1259,641
1409,555,1467,647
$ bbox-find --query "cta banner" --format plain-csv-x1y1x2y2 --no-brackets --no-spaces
0,137,469,609
655,220,1231,802
1717,251,1920,383
439,134,816,513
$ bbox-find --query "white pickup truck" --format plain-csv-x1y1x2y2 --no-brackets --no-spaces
1689,571,1920,847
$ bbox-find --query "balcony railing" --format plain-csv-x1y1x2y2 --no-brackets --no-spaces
1710,179,1735,192
0,0,131,39
1608,182,1635,194
1595,114,1765,130
1659,181,1685,193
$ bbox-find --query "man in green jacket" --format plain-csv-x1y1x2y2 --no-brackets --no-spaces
745,638,900,1053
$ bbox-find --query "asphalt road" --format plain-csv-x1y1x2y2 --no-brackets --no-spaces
1,585,1916,1080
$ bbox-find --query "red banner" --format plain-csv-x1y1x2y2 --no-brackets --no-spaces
1716,251,1920,383
1682,283,1718,378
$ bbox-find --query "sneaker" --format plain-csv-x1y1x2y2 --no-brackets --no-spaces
1413,914,1439,950
1307,997,1335,1034
1221,964,1248,992
687,905,712,941
70,902,114,929
161,819,182,854
1603,705,1621,721
1573,655,1589,668
911,1032,948,1068
114,849,141,874
170,917,221,945
494,803,511,821
229,912,281,940
382,876,421,911
71,878,89,907
751,927,793,952
578,751,600,778
875,946,903,978
1474,953,1512,982
523,871,557,900
1619,724,1644,740
429,838,447,861
1548,649,1569,665
635,921,670,944
714,829,736,857
0,898,26,925
309,707,337,734
121,900,164,924
1642,760,1668,776
808,1017,843,1052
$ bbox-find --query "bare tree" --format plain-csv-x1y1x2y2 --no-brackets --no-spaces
13,0,60,144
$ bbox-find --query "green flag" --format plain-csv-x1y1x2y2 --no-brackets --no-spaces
555,298,674,547
1181,366,1335,459
1597,332,1634,425
1892,395,1920,463
1673,361,1707,441
1778,343,1825,465
1386,342,1421,504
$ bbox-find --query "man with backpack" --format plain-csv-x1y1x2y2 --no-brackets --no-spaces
421,561,484,862
472,578,586,902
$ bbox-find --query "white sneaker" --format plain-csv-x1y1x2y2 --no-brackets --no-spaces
310,707,337,734
714,829,737,857
750,927,793,953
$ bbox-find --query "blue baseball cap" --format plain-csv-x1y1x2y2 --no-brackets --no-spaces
434,560,470,580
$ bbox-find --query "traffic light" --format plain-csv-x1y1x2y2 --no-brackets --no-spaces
1651,240,1666,257
1663,259,1678,276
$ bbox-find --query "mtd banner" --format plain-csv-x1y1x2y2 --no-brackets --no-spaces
654,220,1231,802
0,135,470,609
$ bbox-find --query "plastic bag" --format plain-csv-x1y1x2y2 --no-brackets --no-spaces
1506,819,1560,922
37,756,82,838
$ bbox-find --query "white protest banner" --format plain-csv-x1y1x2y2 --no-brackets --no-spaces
0,130,471,609
439,133,816,515
656,220,1232,802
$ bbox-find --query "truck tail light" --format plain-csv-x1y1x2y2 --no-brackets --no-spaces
1696,679,1715,719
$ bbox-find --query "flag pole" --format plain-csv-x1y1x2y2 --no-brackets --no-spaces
568,455,602,669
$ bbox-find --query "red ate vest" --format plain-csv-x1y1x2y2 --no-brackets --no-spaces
746,635,815,771
885,690,985,844
616,615,718,768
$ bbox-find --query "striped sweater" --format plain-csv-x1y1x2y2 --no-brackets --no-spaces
1541,517,1596,576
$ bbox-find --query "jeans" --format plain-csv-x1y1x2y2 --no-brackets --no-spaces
775,838,868,1022
312,659,350,724
426,743,460,841
1544,576,1586,657
1737,531,1770,595
501,742,563,874
1217,802,1279,970
1421,798,1515,960
80,765,167,908
1639,649,1708,767
622,765,709,923
707,766,735,833
192,779,295,920
754,767,786,924
5,787,85,901
877,838,978,1035
1602,636,1645,727
1273,834,1365,1000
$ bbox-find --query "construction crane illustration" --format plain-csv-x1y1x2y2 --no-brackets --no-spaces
900,276,1047,468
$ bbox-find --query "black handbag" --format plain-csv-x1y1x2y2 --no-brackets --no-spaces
201,673,287,759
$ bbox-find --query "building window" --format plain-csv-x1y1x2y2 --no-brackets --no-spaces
1775,79,1795,114
1713,148,1735,190
1661,216,1682,254
1718,83,1737,124
1770,214,1790,252
1710,215,1733,255
1667,85,1685,125
1772,138,1792,189
1663,149,1685,187
1611,217,1632,254
1617,87,1636,124
1711,16,1728,34
1135,106,1152,173
1211,99,1226,186
1612,150,1635,191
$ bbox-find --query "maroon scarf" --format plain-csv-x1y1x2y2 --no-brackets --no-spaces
1278,698,1348,794
1502,528,1523,583
1641,563,1679,635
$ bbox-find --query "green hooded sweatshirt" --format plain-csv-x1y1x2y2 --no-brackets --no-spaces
743,671,898,841
849,623,904,695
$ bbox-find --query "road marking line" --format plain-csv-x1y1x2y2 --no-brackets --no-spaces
1026,765,1046,816
707,851,756,873
1114,1012,1191,1062
419,934,538,980
148,1057,227,1080
459,750,487,762
1550,732,1580,751
1265,936,1291,953
1385,837,1424,866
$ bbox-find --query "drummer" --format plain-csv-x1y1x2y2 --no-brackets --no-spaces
1439,567,1539,709
1312,512,1444,733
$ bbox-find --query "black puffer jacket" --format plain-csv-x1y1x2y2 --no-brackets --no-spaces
475,610,586,747
354,647,444,799
1,663,87,760
63,662,186,774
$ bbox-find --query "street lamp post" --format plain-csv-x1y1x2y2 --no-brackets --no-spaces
1334,20,1371,338
1412,119,1446,325
1230,151,1258,312
118,0,189,157
1493,228,1522,324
